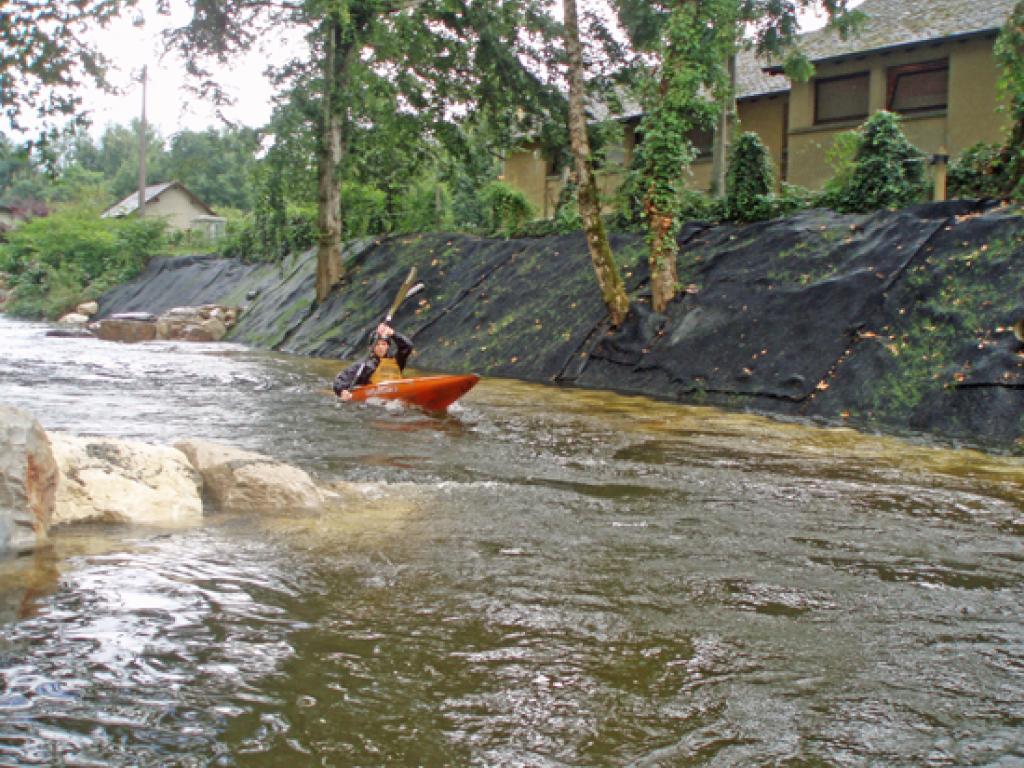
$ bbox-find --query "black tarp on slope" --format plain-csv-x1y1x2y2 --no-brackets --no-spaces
97,201,1024,449
97,254,273,317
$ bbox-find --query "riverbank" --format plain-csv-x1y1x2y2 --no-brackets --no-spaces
94,200,1024,452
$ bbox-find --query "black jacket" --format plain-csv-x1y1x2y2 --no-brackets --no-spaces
333,331,413,394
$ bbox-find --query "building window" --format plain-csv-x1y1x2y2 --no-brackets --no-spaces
887,60,948,114
815,72,870,124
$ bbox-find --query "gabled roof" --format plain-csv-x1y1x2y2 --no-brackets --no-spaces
101,181,216,218
766,0,1015,73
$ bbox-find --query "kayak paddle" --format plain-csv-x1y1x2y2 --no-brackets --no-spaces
385,266,420,324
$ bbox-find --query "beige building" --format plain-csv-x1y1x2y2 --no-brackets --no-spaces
102,181,226,238
501,0,1014,217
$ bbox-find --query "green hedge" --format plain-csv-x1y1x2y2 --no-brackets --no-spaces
0,206,166,318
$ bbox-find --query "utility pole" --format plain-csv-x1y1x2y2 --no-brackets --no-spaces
137,64,147,218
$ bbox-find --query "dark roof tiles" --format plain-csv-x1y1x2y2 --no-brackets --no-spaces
775,0,1015,69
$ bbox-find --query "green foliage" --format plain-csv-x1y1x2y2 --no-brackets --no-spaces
479,181,535,234
822,111,929,213
165,127,261,210
1,0,128,133
609,164,646,231
995,2,1024,128
725,132,775,221
0,205,166,318
772,182,817,217
677,190,724,222
340,184,388,238
947,142,1009,199
392,177,453,234
820,130,860,199
976,3,1024,201
633,0,729,269
513,196,584,237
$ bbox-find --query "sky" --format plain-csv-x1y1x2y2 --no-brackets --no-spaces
82,0,300,138
82,0,854,140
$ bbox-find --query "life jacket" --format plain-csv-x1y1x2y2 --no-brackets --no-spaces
370,356,402,383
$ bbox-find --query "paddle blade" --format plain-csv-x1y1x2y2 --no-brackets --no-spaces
385,266,418,321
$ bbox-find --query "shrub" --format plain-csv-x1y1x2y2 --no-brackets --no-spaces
947,142,1008,199
608,168,646,231
726,132,776,221
479,180,534,235
392,178,453,234
676,189,724,222
823,111,929,213
340,183,388,238
0,205,166,318
820,130,860,202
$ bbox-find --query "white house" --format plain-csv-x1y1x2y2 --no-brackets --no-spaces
102,181,226,238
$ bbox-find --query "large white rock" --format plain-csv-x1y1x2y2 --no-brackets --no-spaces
174,439,324,515
49,433,203,527
75,301,99,317
57,312,90,326
0,405,57,554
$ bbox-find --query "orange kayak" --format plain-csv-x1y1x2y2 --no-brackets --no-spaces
349,374,480,411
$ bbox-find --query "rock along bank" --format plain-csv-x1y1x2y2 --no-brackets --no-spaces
94,201,1024,453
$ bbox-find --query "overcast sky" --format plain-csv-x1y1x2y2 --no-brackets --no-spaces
82,0,297,138
82,0,852,140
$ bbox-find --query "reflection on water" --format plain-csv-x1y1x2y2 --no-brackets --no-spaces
1,316,1023,765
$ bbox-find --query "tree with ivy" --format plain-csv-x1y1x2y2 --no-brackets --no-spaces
637,1,732,312
562,0,629,326
614,0,859,312
165,0,563,303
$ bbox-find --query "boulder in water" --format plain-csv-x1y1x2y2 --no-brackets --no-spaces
0,405,57,554
93,318,158,343
48,433,203,527
57,312,90,326
174,439,324,515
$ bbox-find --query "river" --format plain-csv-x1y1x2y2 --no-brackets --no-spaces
1,316,1022,766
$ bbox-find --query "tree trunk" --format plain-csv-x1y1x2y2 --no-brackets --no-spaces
563,0,629,327
315,19,346,304
710,51,736,198
646,207,677,312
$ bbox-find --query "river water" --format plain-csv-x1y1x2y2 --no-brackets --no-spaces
0,316,1022,766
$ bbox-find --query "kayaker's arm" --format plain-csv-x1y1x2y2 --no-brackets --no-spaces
333,361,373,398
392,331,413,371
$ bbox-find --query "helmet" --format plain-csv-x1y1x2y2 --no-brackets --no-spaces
370,334,392,353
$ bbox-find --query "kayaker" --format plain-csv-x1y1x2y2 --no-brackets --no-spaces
333,322,414,401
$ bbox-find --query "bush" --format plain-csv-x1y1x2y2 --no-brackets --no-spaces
0,205,166,318
726,132,776,222
947,142,1008,199
392,178,453,234
340,183,388,238
479,180,535,235
677,189,724,222
820,130,860,202
823,111,930,213
772,183,817,217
